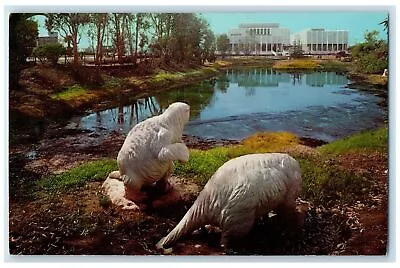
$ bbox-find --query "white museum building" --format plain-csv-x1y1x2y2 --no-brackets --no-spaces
225,23,349,56
293,28,349,54
227,23,291,56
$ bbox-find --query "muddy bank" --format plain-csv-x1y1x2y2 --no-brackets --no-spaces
9,64,219,134
346,72,388,109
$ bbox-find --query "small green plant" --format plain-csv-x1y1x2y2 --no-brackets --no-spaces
36,159,117,192
98,193,112,208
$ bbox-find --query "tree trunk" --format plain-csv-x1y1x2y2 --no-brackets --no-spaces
72,30,79,65
135,15,140,58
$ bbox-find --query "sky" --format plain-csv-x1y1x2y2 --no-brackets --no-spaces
36,11,388,49
199,12,388,45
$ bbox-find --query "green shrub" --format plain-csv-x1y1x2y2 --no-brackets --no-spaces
357,53,388,74
350,30,388,74
33,44,66,65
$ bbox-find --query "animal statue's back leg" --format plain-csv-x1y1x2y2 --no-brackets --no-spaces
275,173,304,228
154,163,173,193
118,160,149,202
220,210,256,248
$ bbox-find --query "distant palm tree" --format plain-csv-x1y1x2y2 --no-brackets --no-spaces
379,16,389,38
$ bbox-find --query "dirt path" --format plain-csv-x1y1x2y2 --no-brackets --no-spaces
8,130,388,255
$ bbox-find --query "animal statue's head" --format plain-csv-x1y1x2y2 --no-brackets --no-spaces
162,102,191,133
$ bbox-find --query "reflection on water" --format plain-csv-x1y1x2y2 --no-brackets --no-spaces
68,69,385,142
226,69,348,87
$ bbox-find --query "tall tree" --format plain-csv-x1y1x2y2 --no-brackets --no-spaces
89,13,109,65
134,13,150,58
201,28,216,63
110,13,127,63
350,30,388,74
216,34,230,57
9,13,38,90
149,13,173,64
45,13,91,65
379,16,389,37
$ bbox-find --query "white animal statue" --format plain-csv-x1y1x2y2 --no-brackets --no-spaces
157,153,303,249
104,102,191,210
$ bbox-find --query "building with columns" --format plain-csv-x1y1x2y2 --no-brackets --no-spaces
227,23,291,55
226,23,349,56
293,28,349,54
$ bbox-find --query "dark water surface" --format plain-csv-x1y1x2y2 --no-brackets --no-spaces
67,69,385,142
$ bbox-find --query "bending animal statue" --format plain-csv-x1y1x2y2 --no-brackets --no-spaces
157,153,303,249
103,102,191,210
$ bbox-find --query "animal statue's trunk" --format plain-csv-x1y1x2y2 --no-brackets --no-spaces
157,196,207,248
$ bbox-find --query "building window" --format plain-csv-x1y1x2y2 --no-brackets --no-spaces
262,43,266,51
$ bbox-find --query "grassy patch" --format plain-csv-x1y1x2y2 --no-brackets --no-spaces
36,159,117,192
318,127,388,155
215,57,275,69
365,74,388,86
151,72,184,83
318,60,350,72
298,157,372,205
102,76,124,88
50,85,89,101
273,59,322,70
150,67,218,85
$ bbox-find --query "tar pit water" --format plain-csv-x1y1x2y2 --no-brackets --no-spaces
67,69,385,142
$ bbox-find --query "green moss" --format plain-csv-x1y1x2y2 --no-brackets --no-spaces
50,85,88,101
37,159,117,192
318,127,388,155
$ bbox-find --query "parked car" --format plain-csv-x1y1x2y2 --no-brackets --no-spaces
335,51,350,58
